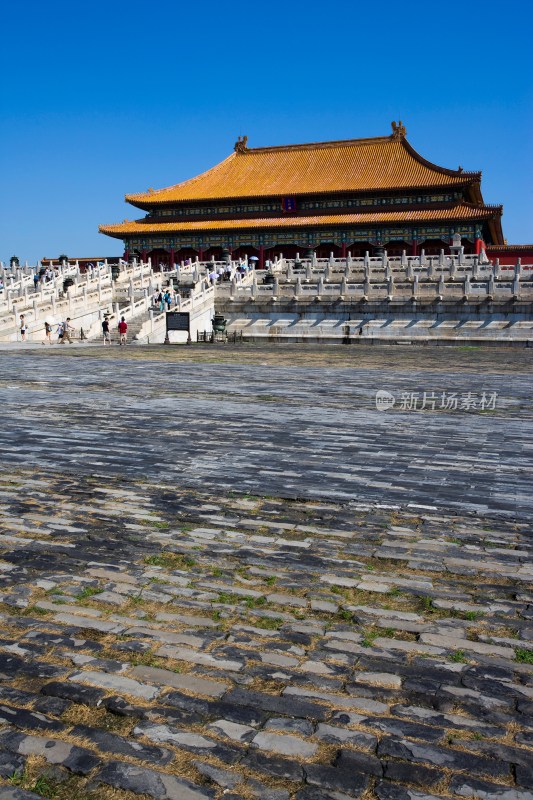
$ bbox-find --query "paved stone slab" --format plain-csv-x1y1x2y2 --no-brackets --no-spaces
130,666,228,697
69,670,160,700
93,760,215,800
251,731,318,758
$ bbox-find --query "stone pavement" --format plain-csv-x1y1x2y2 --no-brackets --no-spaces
0,345,531,799
0,346,532,517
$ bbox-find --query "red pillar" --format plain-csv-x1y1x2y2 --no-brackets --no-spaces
169,249,175,269
475,238,485,255
141,249,148,263
411,240,418,256
341,242,347,258
259,245,264,270
199,247,204,261
124,249,130,262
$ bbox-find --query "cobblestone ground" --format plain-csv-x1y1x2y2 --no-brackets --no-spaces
0,346,531,800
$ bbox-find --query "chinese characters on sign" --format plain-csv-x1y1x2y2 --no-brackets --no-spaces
375,390,498,412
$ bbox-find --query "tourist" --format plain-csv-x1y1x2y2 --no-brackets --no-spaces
19,315,27,342
43,321,52,345
56,321,64,342
61,318,75,344
209,269,218,286
102,316,111,345
118,316,128,345
33,272,39,291
164,290,172,310
158,292,165,312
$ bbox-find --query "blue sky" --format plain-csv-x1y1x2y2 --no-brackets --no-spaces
1,0,531,264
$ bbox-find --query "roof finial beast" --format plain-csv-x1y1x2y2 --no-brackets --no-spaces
234,135,248,154
391,121,406,140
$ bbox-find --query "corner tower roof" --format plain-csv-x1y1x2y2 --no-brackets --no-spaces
126,127,481,208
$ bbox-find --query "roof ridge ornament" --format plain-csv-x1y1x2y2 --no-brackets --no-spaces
234,135,248,154
390,120,406,140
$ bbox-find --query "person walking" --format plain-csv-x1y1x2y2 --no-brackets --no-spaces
102,316,111,345
61,318,75,344
118,316,128,345
43,321,52,345
20,315,27,342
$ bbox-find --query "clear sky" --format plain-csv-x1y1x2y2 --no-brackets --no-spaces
1,0,531,265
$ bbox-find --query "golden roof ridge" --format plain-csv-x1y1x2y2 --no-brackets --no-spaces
242,135,394,153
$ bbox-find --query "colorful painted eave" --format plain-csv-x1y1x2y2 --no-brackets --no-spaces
124,134,481,208
99,203,501,239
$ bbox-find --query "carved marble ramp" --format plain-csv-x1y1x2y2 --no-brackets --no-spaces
0,347,531,799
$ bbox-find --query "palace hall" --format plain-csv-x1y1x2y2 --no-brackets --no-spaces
100,123,505,269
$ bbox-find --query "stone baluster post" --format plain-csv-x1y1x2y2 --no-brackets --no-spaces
230,278,237,300
494,258,501,280
437,275,445,301
272,277,279,300
450,259,458,281
464,274,471,300
329,252,335,267
316,276,324,299
387,276,394,301
487,274,495,300
512,272,520,300
305,264,312,282
340,276,347,300
364,251,370,268
294,277,302,299
412,275,419,300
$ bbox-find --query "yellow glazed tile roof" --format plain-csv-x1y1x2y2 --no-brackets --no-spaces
100,203,500,238
125,135,480,206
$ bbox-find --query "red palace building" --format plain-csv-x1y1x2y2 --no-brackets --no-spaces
100,123,531,268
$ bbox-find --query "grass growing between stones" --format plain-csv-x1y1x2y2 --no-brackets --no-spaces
515,647,533,663
5,754,150,800
144,553,196,569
